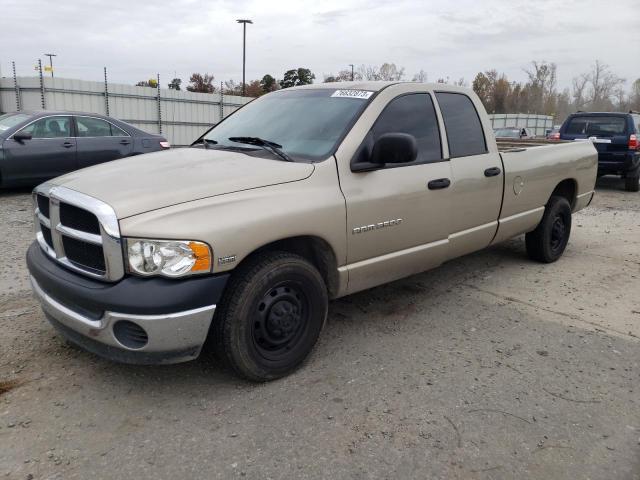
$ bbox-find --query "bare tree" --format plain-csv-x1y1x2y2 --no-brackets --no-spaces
357,63,404,81
524,61,557,113
357,64,380,81
379,63,404,81
587,60,625,110
572,73,589,110
412,69,428,83
324,69,362,83
630,78,640,111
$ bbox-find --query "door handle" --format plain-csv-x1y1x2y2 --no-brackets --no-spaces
484,167,501,177
427,178,451,190
119,140,131,145
62,141,74,148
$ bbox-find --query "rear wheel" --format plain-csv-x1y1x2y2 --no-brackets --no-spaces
625,171,639,192
212,251,328,381
525,196,572,263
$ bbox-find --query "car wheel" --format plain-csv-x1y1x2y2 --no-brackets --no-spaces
625,172,639,192
525,196,572,263
212,251,328,381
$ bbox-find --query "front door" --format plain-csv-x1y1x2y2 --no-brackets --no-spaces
337,91,452,294
74,116,133,169
2,115,76,185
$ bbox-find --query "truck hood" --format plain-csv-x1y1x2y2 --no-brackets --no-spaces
51,148,315,218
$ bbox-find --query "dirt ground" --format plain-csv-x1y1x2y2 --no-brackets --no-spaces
0,177,639,480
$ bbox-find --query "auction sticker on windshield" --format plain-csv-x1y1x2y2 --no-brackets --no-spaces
331,90,374,99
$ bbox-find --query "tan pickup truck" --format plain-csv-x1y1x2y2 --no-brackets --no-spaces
27,82,597,381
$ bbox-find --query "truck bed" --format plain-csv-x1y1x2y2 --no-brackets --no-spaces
496,138,570,152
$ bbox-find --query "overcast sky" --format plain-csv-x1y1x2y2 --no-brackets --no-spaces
1,0,638,91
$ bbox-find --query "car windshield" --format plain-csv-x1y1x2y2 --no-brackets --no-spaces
202,88,373,161
0,113,30,132
494,128,520,138
565,116,627,136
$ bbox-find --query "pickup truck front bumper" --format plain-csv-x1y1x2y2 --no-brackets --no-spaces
26,242,229,365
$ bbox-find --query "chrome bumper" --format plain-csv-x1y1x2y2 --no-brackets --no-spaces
30,276,215,364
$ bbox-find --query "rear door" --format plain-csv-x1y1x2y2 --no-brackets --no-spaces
2,115,76,185
435,92,503,258
74,116,133,169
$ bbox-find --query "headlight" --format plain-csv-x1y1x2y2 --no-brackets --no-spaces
126,238,212,278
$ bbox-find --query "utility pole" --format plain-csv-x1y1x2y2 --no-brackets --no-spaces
236,19,252,97
349,64,354,81
44,53,56,78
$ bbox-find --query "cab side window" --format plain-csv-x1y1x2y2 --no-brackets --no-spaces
435,92,487,158
76,117,119,137
371,93,442,164
20,116,71,139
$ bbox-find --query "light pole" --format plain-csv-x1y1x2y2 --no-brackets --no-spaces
44,53,56,78
349,64,354,81
236,19,252,97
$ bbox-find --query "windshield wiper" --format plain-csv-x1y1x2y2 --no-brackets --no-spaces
228,137,293,162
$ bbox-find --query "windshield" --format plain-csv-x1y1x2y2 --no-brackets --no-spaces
202,89,373,161
494,128,520,138
565,116,627,136
0,113,30,132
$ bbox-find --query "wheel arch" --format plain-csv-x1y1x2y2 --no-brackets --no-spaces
237,235,340,298
549,178,577,209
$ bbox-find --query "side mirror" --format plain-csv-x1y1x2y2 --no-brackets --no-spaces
371,133,418,165
13,131,32,142
352,133,418,172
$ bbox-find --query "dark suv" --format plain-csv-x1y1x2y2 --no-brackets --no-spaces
559,112,640,191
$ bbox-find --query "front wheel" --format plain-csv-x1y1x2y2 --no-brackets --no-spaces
525,196,572,263
212,252,328,381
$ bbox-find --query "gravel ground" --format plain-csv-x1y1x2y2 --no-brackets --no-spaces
0,177,639,480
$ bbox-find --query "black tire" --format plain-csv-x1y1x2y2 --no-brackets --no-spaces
625,172,639,192
212,251,328,381
525,196,572,263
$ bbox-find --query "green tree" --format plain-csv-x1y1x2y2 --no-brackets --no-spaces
168,78,182,90
260,74,277,93
280,68,315,88
186,73,215,93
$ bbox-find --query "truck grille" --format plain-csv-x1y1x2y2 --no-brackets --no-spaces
37,194,50,218
33,184,124,282
40,225,54,249
62,236,107,273
60,203,101,234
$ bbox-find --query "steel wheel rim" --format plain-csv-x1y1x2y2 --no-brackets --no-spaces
550,215,566,252
252,283,309,361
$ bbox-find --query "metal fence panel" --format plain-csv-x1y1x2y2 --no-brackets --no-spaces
0,76,251,146
488,113,553,137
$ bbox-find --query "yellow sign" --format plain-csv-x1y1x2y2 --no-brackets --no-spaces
44,66,53,72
